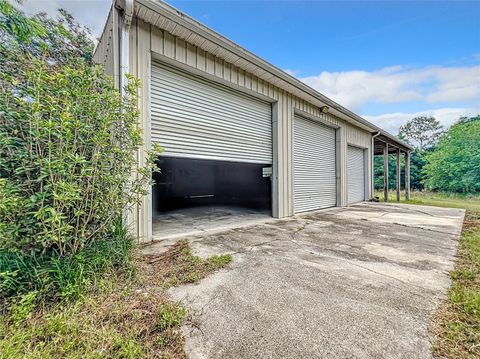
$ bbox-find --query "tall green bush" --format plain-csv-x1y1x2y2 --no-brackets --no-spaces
0,1,159,256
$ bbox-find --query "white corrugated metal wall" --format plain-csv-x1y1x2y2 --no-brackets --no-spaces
95,11,373,241
93,7,118,86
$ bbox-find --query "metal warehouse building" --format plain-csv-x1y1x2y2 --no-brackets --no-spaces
94,0,412,242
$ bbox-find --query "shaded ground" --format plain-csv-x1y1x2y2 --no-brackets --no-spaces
152,206,271,241
145,202,465,359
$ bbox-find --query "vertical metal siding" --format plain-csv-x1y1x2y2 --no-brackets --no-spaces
108,18,375,241
151,62,272,164
93,6,118,85
347,146,365,203
293,116,337,213
149,24,373,216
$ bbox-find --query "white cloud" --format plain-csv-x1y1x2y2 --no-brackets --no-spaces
424,66,480,103
300,65,480,112
363,107,480,134
19,0,111,38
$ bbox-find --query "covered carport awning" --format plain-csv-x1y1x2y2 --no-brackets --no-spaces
373,134,411,156
373,133,413,202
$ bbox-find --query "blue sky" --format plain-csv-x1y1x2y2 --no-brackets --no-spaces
169,1,479,73
23,0,480,133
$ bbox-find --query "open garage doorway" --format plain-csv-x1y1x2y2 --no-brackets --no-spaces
149,62,273,239
152,156,272,239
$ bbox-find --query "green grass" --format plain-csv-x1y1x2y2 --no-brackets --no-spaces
163,240,232,288
375,190,480,210
380,191,480,358
0,221,133,327
156,302,188,332
0,274,187,359
0,240,231,358
142,240,232,289
0,234,133,307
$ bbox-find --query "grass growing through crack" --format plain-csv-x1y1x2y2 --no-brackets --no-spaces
384,191,480,358
0,240,231,358
143,240,232,288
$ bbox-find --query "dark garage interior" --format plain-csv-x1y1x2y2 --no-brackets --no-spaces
152,157,272,237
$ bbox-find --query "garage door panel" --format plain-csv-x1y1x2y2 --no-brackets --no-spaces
152,134,272,157
152,69,270,113
151,106,271,141
347,146,366,204
294,116,337,213
151,62,272,164
151,117,271,145
150,85,271,120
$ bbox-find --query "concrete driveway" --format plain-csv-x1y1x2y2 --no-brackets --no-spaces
164,203,465,358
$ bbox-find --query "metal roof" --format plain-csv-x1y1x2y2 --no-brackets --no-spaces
116,0,413,152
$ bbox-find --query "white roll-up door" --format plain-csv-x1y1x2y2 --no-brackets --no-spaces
293,116,337,213
347,145,366,204
151,62,272,164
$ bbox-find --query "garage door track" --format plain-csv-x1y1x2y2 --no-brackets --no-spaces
150,203,465,358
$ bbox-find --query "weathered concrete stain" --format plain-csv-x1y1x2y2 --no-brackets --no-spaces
151,203,465,358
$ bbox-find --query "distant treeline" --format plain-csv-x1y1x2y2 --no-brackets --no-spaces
374,115,480,193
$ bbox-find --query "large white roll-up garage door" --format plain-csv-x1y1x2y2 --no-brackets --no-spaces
151,62,272,164
293,116,337,213
347,145,366,204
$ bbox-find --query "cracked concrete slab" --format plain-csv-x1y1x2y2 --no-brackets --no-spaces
148,203,465,358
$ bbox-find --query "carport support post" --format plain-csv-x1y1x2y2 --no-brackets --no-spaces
383,143,389,202
396,149,401,202
405,151,411,201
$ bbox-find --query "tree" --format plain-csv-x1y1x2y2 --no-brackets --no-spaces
374,155,399,191
0,1,93,65
409,149,429,190
423,116,480,193
373,149,429,192
399,116,444,150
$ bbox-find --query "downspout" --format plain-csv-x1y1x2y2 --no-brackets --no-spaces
120,0,133,95
371,131,381,199
120,0,134,227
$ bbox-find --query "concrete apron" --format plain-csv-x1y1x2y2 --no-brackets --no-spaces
144,202,465,359
151,206,272,242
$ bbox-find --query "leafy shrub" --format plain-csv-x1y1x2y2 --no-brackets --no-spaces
0,1,160,256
